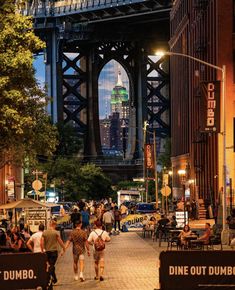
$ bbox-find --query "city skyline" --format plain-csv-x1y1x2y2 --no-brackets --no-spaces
33,55,129,120
98,60,129,119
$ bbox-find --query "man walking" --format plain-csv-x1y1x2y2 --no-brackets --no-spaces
65,220,90,281
102,208,114,235
70,208,81,229
87,220,110,281
40,220,66,285
27,223,44,253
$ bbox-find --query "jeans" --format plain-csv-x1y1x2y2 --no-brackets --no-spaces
46,251,58,283
114,220,121,231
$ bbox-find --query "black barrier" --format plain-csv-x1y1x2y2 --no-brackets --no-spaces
0,252,47,290
159,251,235,290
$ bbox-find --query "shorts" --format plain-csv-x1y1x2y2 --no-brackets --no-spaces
104,223,113,233
73,253,85,262
93,250,104,262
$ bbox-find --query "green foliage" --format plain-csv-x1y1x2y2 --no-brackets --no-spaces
116,180,144,191
55,122,82,157
78,164,113,200
31,158,113,201
158,137,171,169
0,0,57,166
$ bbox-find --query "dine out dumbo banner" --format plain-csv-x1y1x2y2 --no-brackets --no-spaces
159,251,235,290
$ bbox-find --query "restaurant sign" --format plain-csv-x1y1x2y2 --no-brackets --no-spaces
0,253,47,289
159,251,235,290
200,81,220,133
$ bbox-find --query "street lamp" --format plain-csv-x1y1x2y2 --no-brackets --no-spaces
178,169,186,226
156,50,227,232
143,121,149,202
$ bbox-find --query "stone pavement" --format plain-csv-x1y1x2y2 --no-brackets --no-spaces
54,231,159,290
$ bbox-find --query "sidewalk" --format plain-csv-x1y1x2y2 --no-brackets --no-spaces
55,231,159,290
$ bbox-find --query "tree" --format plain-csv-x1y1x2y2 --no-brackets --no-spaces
55,122,82,157
0,1,57,167
33,158,113,201
158,137,171,169
78,164,113,200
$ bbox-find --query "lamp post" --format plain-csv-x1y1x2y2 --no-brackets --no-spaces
156,51,227,232
178,169,186,226
143,121,149,203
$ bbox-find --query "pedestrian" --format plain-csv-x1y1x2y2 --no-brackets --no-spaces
10,232,23,252
86,220,111,281
226,208,235,243
65,220,90,282
113,206,122,233
40,219,66,286
27,223,44,253
70,208,81,229
81,207,90,231
102,208,114,234
120,203,128,217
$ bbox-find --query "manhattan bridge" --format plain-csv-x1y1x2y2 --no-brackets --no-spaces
19,0,172,180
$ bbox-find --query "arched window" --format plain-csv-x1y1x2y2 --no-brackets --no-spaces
98,60,129,158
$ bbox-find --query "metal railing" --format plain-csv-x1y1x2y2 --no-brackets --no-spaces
21,0,147,17
80,158,143,166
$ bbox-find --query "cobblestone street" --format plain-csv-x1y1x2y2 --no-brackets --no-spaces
55,231,159,290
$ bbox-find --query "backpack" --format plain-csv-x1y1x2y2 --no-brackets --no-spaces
94,231,105,251
229,216,235,229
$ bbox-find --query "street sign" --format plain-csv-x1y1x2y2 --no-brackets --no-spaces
160,185,171,197
32,180,42,191
163,173,169,185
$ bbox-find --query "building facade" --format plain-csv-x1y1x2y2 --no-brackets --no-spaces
169,0,234,206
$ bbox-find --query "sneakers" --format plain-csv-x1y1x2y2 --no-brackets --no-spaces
74,275,79,281
100,276,104,281
79,273,85,282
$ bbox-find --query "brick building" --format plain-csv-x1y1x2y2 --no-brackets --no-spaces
169,0,234,205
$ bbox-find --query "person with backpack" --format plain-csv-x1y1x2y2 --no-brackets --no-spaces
86,220,111,281
226,208,235,243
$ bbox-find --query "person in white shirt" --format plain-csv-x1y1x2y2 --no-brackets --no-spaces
26,224,44,253
87,220,111,281
102,209,114,234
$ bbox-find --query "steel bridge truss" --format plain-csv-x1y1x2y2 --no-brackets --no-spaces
58,39,169,157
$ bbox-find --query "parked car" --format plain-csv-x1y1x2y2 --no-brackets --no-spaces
51,204,70,216
135,202,156,214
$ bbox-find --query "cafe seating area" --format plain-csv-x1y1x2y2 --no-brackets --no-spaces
142,224,224,251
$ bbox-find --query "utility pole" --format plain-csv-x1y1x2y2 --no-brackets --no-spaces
153,130,158,209
143,121,148,202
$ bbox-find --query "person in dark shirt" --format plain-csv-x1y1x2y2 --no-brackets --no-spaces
156,215,170,246
157,215,170,229
71,208,81,229
198,223,211,245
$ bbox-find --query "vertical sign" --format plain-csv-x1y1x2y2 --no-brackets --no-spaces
144,144,155,170
200,81,220,133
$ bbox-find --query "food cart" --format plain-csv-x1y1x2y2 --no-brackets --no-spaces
0,198,56,232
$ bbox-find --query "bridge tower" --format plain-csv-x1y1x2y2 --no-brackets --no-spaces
27,0,172,161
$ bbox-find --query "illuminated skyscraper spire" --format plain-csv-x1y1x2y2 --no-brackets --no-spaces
116,70,123,87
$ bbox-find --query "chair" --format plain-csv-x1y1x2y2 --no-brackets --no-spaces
157,226,169,247
209,235,223,250
167,236,180,250
142,226,153,238
189,240,204,250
